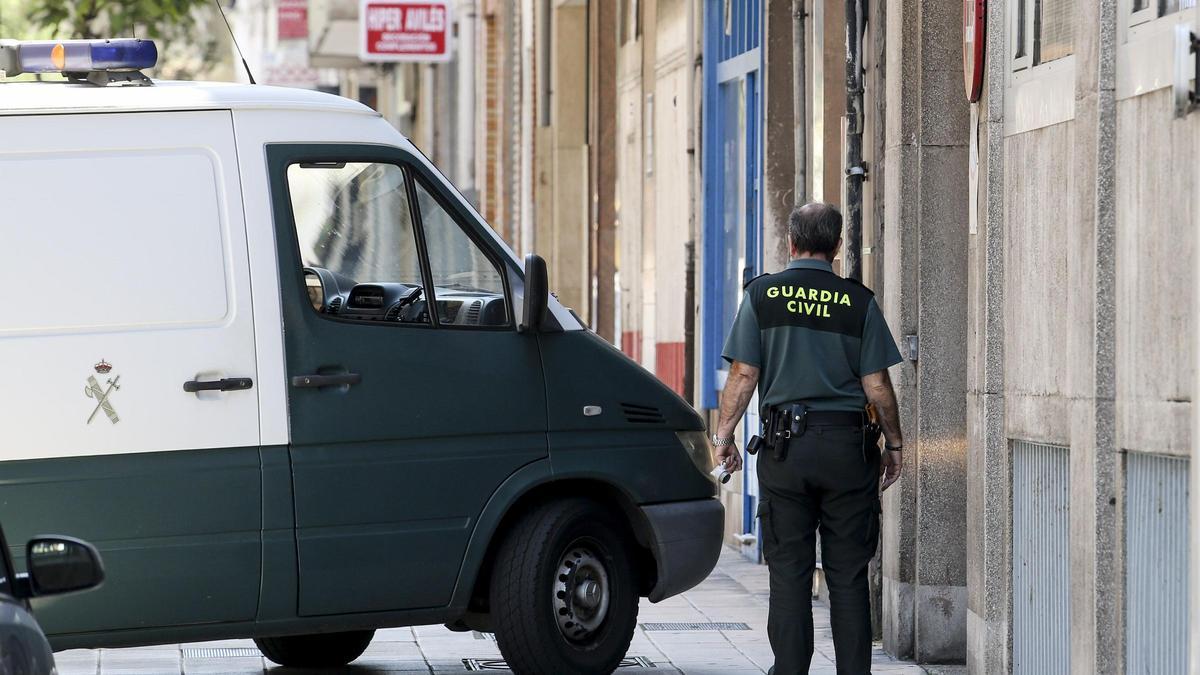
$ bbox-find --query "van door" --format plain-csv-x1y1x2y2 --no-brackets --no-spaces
266,145,547,616
0,111,262,634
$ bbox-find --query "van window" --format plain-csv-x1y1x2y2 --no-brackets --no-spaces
1,152,229,334
286,162,429,324
413,180,509,327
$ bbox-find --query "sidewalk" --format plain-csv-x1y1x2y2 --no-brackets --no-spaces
54,548,927,674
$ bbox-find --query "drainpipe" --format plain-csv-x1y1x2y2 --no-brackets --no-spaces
793,0,807,206
843,0,866,280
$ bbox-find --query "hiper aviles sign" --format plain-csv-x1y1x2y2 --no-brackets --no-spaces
360,0,452,63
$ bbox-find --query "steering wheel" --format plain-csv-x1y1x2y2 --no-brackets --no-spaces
397,285,423,307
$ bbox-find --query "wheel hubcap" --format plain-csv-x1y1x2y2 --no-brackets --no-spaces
552,541,611,642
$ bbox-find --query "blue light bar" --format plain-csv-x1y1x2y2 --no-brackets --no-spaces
2,39,156,75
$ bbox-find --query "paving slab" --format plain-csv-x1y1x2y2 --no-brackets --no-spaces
53,547,927,674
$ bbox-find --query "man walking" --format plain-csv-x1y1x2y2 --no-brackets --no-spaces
711,203,905,675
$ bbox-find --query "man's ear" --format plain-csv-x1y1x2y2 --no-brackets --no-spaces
831,237,843,261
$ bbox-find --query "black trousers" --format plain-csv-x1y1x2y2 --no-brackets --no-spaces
757,423,880,675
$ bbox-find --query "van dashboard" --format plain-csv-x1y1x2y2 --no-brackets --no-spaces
304,268,504,327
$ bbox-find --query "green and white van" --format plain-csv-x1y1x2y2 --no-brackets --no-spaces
0,39,723,674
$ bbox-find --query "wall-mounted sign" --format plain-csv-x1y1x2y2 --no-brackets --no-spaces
360,0,452,63
278,0,308,41
963,0,986,102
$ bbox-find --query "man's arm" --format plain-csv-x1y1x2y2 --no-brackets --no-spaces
862,368,904,490
712,361,760,473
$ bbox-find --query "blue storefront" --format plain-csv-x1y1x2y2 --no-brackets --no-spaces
700,0,763,554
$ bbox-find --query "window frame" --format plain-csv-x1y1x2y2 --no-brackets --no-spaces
1117,0,1197,100
1005,0,1077,135
1126,0,1197,36
1130,0,1158,28
1010,0,1034,72
406,171,515,330
268,143,517,333
1011,0,1076,71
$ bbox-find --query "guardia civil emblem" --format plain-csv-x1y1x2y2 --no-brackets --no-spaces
84,360,120,424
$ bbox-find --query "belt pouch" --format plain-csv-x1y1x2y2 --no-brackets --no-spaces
788,403,809,438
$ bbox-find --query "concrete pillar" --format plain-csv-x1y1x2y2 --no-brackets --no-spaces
545,1,589,317
819,0,844,206
614,25,643,360
964,0,1011,672
1071,1,1122,673
863,0,887,638
588,0,619,341
640,0,658,368
879,0,969,663
455,0,478,205
761,0,799,274
518,0,535,254
1193,3,1200,661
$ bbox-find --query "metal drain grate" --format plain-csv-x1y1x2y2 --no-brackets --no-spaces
640,622,751,631
182,647,262,658
463,656,655,670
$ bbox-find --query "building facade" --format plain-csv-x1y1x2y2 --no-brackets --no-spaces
961,0,1198,672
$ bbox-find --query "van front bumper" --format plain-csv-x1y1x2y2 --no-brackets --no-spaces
640,498,725,602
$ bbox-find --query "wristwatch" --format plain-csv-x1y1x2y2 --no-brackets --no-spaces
885,444,904,452
711,435,734,447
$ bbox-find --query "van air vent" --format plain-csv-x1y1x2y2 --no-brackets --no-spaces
466,300,483,324
385,303,402,321
327,297,343,315
621,403,666,424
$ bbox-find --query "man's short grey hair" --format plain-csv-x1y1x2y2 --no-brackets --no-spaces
787,202,843,256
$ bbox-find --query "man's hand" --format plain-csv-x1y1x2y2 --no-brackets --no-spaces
880,449,902,491
863,368,903,492
714,441,743,474
713,361,759,478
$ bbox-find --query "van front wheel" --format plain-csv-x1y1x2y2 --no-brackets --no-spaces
490,499,639,675
254,629,374,668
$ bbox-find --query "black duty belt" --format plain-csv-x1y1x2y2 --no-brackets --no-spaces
747,404,871,462
800,411,865,426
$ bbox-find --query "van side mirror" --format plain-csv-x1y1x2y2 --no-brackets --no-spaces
25,536,104,596
520,254,549,333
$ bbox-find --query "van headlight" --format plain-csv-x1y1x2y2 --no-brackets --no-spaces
675,430,714,476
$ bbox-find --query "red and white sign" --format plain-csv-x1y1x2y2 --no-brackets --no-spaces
360,0,452,63
278,0,308,40
963,0,986,102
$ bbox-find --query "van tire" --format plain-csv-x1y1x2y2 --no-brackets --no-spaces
254,629,374,668
490,498,639,675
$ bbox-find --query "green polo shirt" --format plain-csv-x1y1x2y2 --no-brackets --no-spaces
721,258,903,411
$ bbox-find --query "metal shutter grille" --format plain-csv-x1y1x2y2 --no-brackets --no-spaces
1125,453,1189,675
1012,440,1070,675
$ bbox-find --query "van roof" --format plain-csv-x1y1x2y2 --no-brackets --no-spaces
0,80,380,117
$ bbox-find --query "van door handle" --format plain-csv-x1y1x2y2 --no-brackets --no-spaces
290,373,362,388
183,377,254,393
